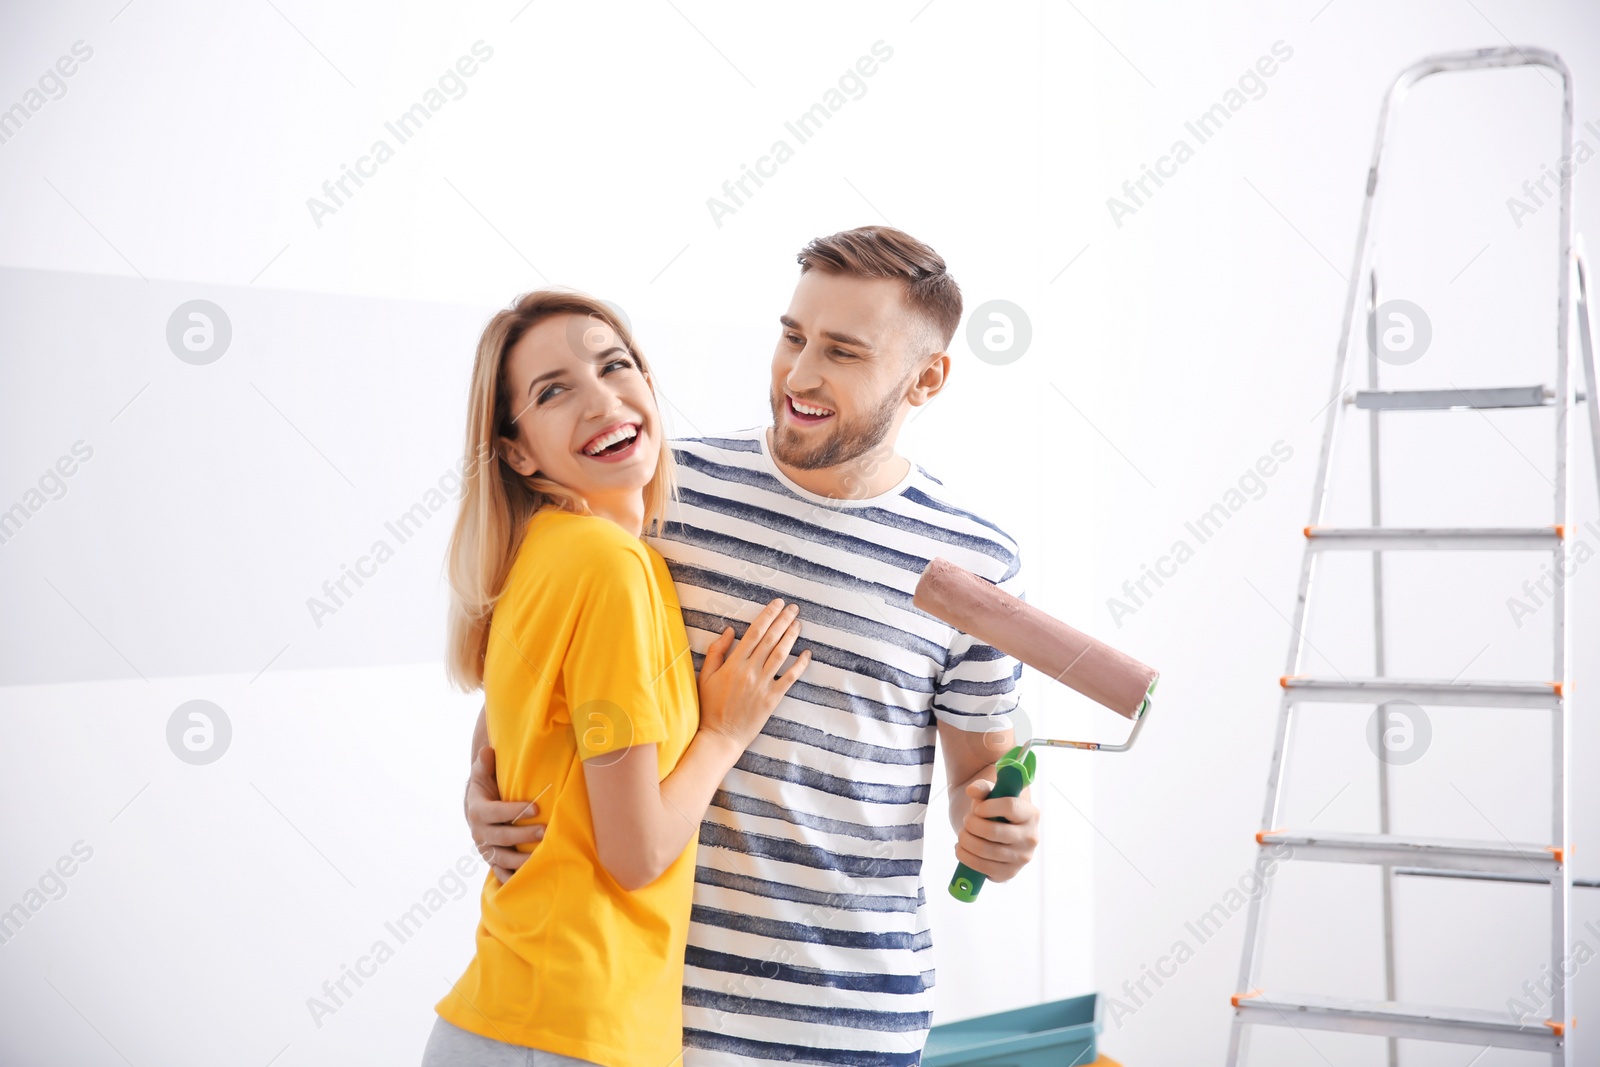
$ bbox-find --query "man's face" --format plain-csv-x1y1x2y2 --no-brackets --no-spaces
768,271,931,471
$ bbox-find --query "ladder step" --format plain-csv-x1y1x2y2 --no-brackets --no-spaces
1352,385,1549,410
1280,676,1562,708
1257,830,1561,876
1231,992,1565,1051
1304,526,1562,551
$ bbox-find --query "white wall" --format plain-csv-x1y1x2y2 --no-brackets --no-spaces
4,1,1599,1065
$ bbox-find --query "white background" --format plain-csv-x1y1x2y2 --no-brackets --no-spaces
1,1,1598,1065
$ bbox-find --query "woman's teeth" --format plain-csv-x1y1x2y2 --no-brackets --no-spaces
584,424,639,455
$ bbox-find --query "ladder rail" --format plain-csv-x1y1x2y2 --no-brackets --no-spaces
1364,264,1400,1067
1548,48,1576,1061
1580,244,1600,497
1232,46,1393,1059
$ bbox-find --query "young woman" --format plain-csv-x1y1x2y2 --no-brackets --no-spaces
425,290,811,1067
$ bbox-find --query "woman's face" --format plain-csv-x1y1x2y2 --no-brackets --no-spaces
497,312,661,506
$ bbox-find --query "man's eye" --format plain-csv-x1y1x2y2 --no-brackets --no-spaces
785,333,803,345
832,349,856,359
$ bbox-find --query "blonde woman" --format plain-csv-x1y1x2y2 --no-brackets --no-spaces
426,290,811,1067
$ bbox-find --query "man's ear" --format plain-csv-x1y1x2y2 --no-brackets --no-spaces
908,351,950,407
497,434,539,478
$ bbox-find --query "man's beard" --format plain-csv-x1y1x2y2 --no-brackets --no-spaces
768,375,909,472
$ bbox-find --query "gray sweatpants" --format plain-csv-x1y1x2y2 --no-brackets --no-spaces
420,1016,601,1067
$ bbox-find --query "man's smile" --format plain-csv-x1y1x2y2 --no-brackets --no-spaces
785,393,835,425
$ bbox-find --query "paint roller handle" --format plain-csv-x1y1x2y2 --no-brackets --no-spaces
948,744,1038,903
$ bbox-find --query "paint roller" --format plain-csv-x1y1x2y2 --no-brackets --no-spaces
913,557,1160,902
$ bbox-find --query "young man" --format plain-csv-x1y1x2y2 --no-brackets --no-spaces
466,225,1040,1065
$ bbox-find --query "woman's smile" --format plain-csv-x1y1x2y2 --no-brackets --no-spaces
579,420,642,462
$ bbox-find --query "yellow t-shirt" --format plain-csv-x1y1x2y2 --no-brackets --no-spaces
435,507,700,1067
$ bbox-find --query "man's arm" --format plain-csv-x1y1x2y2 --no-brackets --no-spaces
937,719,1040,884
465,703,543,884
470,702,488,762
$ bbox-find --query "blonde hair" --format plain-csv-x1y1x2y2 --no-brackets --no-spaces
445,289,678,690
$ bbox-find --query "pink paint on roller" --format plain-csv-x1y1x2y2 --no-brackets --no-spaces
913,557,1158,718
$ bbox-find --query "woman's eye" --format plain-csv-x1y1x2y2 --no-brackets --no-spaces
537,384,563,404
604,357,635,373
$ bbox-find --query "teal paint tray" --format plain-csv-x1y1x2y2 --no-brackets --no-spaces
922,993,1101,1067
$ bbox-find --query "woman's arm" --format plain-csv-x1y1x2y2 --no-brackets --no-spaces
580,733,738,890
584,598,809,890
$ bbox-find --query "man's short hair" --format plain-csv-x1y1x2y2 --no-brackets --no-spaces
796,226,963,356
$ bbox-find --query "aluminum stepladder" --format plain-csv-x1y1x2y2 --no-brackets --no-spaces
1226,47,1600,1065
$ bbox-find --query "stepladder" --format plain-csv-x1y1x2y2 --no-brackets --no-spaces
1226,47,1600,1065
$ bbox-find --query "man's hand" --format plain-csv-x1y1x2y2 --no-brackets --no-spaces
466,745,543,884
954,778,1041,883
937,720,1041,884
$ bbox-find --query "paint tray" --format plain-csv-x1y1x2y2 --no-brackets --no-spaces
922,993,1101,1067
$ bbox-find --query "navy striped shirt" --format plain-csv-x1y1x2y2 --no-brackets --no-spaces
643,426,1024,1066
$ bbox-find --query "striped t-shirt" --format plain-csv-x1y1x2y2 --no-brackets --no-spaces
642,425,1024,1066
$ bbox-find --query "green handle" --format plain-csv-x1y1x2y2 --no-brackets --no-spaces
949,744,1037,903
